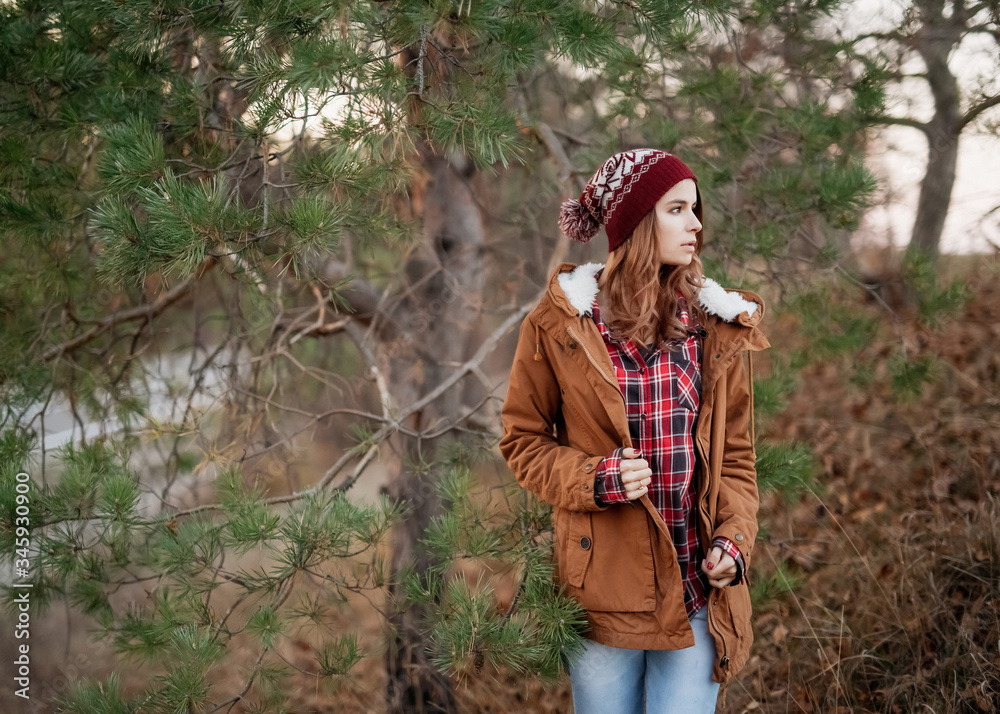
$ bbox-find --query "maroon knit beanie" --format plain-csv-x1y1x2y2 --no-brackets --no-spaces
558,149,699,252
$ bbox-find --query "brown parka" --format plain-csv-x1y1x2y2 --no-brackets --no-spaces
499,261,770,684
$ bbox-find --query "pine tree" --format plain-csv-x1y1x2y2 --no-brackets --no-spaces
0,1,893,712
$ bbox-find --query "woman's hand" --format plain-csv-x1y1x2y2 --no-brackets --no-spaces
620,447,652,501
701,547,737,588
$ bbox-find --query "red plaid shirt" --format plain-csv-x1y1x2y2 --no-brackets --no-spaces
589,286,744,618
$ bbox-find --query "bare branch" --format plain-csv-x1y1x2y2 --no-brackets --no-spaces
959,92,1000,128
42,259,213,362
873,115,931,133
533,122,581,273
546,125,592,146
966,0,998,17
169,299,536,519
318,259,395,327
534,122,586,194
854,29,912,44
344,320,395,421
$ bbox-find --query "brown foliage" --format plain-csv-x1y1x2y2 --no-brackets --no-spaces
728,262,1000,713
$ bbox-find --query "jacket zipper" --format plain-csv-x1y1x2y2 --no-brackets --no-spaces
696,435,712,536
698,328,728,672
706,593,729,674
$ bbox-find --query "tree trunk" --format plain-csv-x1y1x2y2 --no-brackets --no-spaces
383,149,486,714
906,120,959,265
905,8,962,267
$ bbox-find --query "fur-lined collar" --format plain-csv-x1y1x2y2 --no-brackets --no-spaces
556,261,759,322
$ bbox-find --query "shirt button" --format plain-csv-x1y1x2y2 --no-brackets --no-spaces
639,367,645,373
580,537,592,550
640,412,647,420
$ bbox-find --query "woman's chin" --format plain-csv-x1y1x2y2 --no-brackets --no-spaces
660,254,695,267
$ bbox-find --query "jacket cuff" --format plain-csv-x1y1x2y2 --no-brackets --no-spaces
712,537,745,586
574,453,613,510
595,448,628,506
711,522,753,572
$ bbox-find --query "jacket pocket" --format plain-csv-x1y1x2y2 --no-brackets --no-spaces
557,507,656,612
727,579,752,639
671,355,702,413
554,509,593,587
712,579,752,643
709,579,755,679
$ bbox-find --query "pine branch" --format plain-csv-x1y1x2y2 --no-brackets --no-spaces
42,259,214,362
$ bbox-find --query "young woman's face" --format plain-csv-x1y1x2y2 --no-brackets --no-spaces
653,179,702,267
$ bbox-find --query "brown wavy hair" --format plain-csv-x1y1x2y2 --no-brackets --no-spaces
598,206,706,347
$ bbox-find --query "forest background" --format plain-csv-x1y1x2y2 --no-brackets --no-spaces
0,0,998,713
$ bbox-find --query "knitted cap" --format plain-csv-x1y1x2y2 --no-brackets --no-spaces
559,149,698,252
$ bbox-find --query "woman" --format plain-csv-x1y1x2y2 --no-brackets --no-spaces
499,149,769,713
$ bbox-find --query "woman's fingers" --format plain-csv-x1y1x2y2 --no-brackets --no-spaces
621,473,650,500
706,569,737,587
620,467,651,500
624,479,648,500
620,471,651,485
620,451,650,501
702,549,737,587
620,462,651,479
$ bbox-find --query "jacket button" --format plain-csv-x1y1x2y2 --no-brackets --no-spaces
584,463,594,472
568,342,577,349
720,655,730,668
580,536,591,550
699,328,707,338
735,534,744,542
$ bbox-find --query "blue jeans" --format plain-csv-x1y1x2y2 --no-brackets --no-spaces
567,608,721,714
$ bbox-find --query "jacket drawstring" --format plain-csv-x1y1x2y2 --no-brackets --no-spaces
533,320,543,362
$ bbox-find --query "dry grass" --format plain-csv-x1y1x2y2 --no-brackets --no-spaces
725,258,1000,713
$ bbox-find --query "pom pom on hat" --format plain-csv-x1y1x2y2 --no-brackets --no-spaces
558,198,600,244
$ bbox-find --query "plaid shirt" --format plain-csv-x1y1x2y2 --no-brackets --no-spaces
589,287,744,618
